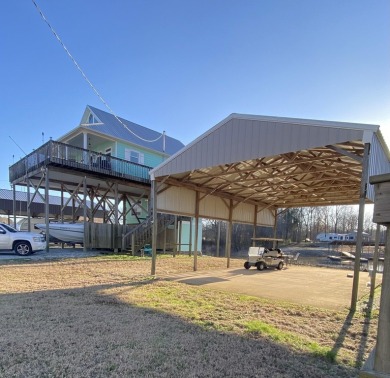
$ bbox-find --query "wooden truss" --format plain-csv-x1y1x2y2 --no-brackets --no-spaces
159,141,367,208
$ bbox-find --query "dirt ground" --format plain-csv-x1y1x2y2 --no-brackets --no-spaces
163,264,380,310
0,254,380,377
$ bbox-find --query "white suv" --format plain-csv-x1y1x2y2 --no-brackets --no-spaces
0,223,46,256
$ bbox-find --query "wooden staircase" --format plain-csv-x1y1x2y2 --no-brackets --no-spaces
121,213,175,254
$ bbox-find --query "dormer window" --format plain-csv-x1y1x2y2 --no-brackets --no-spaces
88,113,97,124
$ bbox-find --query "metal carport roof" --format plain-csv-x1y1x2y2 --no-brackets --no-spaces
150,113,390,215
149,113,390,311
147,112,390,372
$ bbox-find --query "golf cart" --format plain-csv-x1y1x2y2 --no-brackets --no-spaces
244,238,287,271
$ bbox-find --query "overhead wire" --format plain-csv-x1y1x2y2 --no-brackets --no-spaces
31,0,163,143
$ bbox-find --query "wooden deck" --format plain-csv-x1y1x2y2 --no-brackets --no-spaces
9,140,152,185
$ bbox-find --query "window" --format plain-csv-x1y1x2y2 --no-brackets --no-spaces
88,113,97,124
132,201,142,216
125,149,144,164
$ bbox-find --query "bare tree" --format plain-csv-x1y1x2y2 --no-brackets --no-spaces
300,207,315,240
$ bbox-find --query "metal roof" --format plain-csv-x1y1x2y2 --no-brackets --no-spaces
151,113,390,209
63,106,185,156
0,189,101,218
0,189,65,205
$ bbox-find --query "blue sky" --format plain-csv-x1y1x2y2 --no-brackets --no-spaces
1,0,389,189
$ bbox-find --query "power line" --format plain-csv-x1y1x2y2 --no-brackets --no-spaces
31,0,163,143
9,136,27,156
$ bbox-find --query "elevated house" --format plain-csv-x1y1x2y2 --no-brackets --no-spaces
9,105,198,252
56,105,184,223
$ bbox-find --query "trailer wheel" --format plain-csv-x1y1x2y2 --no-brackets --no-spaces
244,261,251,269
257,262,265,271
277,261,284,270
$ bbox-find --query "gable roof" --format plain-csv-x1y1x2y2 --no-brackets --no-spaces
151,113,385,177
150,113,390,207
81,106,185,155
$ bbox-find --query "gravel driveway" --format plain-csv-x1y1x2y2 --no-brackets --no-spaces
0,246,105,261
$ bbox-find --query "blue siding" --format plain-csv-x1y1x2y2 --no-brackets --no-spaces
178,219,203,252
125,198,149,224
92,140,116,156
116,142,164,168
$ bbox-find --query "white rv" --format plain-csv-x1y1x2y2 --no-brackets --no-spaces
315,232,370,242
316,232,340,242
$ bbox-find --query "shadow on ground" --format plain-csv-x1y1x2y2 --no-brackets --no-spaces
0,279,361,378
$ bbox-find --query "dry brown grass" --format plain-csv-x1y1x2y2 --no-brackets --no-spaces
0,255,377,377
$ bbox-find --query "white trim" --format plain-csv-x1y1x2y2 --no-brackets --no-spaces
363,130,373,144
229,113,380,131
80,123,104,126
125,148,144,164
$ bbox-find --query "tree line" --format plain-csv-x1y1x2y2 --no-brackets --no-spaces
202,205,378,255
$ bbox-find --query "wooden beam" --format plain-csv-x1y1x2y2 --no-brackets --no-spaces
193,191,200,271
151,180,158,276
226,199,233,268
351,142,370,311
327,145,363,162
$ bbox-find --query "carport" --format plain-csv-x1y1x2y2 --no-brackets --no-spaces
149,113,390,310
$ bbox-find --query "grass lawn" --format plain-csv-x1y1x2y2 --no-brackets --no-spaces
0,255,379,377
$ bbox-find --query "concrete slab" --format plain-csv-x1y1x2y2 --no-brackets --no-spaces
163,265,381,310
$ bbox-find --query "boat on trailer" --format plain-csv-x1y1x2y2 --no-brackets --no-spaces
35,223,84,244
327,255,342,262
328,252,369,263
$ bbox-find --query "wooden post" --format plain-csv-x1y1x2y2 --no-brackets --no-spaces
83,176,87,252
224,221,229,258
226,199,233,268
189,217,193,257
193,191,199,271
12,185,16,228
173,216,177,257
131,234,135,257
89,191,94,223
351,142,370,311
370,225,381,299
123,195,127,227
27,181,31,232
151,180,158,275
273,209,278,248
178,219,182,255
252,205,257,247
163,226,167,254
114,183,119,252
374,226,390,373
72,197,75,223
45,168,50,252
61,185,65,249
361,173,390,376
61,184,64,223
216,221,221,257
